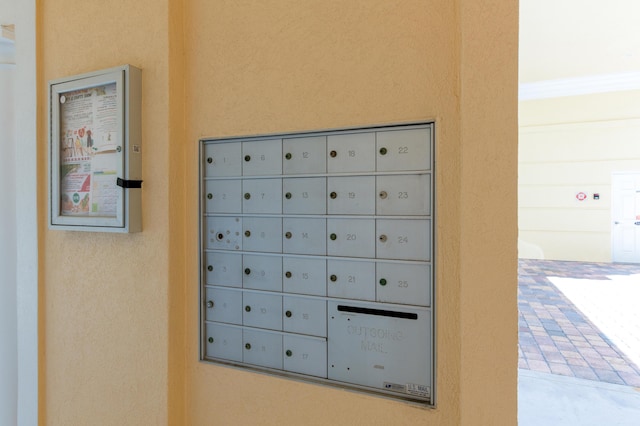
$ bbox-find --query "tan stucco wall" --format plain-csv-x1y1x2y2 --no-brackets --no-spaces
38,1,518,425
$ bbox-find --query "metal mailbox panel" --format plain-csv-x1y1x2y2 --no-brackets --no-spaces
242,292,283,331
282,136,327,174
327,259,375,301
242,139,282,176
283,218,326,255
283,177,327,214
242,254,283,292
242,217,282,253
376,128,431,172
327,132,376,173
327,301,431,400
376,174,431,216
283,334,327,378
327,218,375,258
283,296,327,337
205,323,243,362
204,252,242,288
204,287,243,325
204,179,242,213
282,257,326,296
205,217,242,251
376,262,431,306
242,178,282,214
204,142,242,177
376,219,430,261
243,329,283,369
327,176,375,215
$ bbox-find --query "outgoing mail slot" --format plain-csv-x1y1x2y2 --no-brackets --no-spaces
205,323,243,362
376,219,430,261
327,176,375,215
376,174,431,216
243,292,283,331
283,218,326,255
327,301,431,400
242,139,282,176
283,334,327,378
376,128,431,172
243,254,283,292
243,329,283,370
243,217,282,253
205,217,242,251
283,136,327,174
376,262,431,306
204,179,241,213
283,296,327,337
327,132,375,173
282,257,326,296
204,286,242,325
327,259,375,301
204,142,242,177
242,179,282,214
204,252,242,288
283,177,327,214
327,218,375,258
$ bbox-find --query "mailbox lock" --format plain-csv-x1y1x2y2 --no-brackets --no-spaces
244,230,251,237
285,192,292,199
379,191,387,199
379,278,387,286
330,233,337,241
379,234,388,242
285,232,292,239
285,350,293,357
329,150,337,158
245,343,251,350
285,153,292,160
244,193,251,200
244,268,251,275
207,193,213,200
330,274,337,282
245,305,251,312
379,147,388,155
207,265,213,272
208,337,214,343
330,192,337,199
285,271,292,278
244,155,251,162
206,157,213,164
206,300,215,308
285,310,292,318
216,233,224,241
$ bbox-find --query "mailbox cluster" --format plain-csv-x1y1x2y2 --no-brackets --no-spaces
200,124,434,403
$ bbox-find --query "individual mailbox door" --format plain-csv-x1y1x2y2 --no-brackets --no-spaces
326,259,375,301
283,177,327,214
283,334,327,378
243,292,283,331
242,329,283,369
327,301,431,400
327,176,375,215
376,262,431,306
282,257,326,296
242,217,282,253
205,217,242,251
242,139,282,176
282,136,326,174
242,179,282,214
242,254,283,292
204,252,242,288
204,179,242,213
376,219,430,261
283,296,327,337
376,128,431,172
204,287,242,325
327,218,375,258
205,323,243,362
204,142,241,177
376,174,431,216
327,132,375,173
283,218,326,255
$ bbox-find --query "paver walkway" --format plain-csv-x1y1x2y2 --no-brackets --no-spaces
518,259,640,387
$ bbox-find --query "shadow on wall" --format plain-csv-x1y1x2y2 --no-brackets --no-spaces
519,238,545,259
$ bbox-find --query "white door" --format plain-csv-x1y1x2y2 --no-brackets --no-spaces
612,172,640,263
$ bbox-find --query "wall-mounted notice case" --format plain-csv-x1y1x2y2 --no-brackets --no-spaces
199,123,435,405
49,65,142,232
